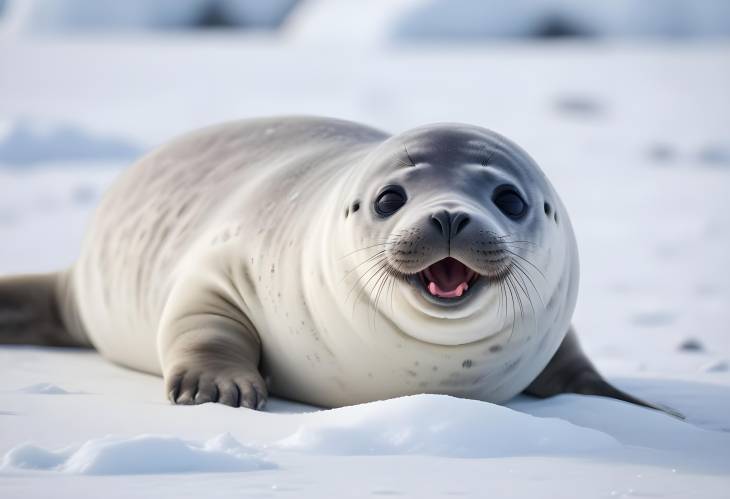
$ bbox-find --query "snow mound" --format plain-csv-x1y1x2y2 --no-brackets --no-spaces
391,0,730,40
509,392,730,458
285,0,730,45
276,394,618,457
1,0,298,34
20,382,73,394
703,360,729,373
1,433,275,475
0,120,140,167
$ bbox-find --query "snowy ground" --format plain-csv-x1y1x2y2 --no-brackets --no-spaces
1,35,729,498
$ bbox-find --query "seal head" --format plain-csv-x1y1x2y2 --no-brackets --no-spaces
338,124,577,348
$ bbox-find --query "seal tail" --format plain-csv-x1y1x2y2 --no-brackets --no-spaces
0,271,91,348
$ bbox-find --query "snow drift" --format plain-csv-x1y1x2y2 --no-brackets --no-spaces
276,394,619,457
2,433,274,475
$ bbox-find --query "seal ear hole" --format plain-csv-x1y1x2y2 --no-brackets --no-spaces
344,207,349,218
544,202,552,217
352,201,360,213
554,212,559,223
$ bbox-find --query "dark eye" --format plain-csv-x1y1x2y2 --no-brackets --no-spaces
493,188,527,219
375,186,407,216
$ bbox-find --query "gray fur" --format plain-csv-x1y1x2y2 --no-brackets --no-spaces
0,273,89,348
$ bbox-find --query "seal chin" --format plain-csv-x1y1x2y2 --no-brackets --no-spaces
412,257,482,307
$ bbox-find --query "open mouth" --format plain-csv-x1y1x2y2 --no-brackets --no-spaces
417,257,480,299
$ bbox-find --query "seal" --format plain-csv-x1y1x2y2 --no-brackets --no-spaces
0,116,674,415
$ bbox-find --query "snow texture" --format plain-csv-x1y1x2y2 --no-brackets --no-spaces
2,433,274,475
276,394,619,457
19,382,74,394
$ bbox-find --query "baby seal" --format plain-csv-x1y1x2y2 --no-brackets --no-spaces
0,116,673,415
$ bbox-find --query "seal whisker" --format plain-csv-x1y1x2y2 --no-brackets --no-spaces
500,248,546,280
509,269,533,317
493,238,536,246
342,250,387,279
340,229,411,259
492,242,539,253
508,272,526,324
508,267,539,338
370,266,391,330
339,241,391,259
491,274,503,325
488,232,538,249
499,278,509,331
387,268,398,315
503,271,520,346
402,143,416,167
348,258,387,301
346,256,388,312
510,259,545,308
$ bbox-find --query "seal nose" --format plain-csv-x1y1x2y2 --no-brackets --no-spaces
431,210,471,239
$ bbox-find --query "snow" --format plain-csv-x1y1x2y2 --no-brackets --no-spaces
286,0,730,45
19,382,75,394
275,394,619,457
1,15,730,499
0,119,140,166
1,345,729,496
1,0,298,34
3,433,273,475
390,0,730,41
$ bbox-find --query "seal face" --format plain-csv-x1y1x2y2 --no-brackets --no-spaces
335,124,577,351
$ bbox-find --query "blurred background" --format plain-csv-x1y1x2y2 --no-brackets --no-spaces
0,0,728,378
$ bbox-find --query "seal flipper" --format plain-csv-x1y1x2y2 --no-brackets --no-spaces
525,327,683,419
160,314,268,410
158,268,268,410
0,272,90,348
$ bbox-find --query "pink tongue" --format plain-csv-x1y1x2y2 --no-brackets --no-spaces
423,257,473,298
428,281,469,298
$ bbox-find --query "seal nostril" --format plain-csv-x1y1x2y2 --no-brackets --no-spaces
452,212,470,236
431,212,448,237
431,211,470,238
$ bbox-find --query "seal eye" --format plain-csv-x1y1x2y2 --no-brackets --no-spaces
493,188,527,219
375,186,407,216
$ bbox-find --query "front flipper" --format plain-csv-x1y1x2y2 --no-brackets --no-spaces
160,309,267,410
525,328,683,419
